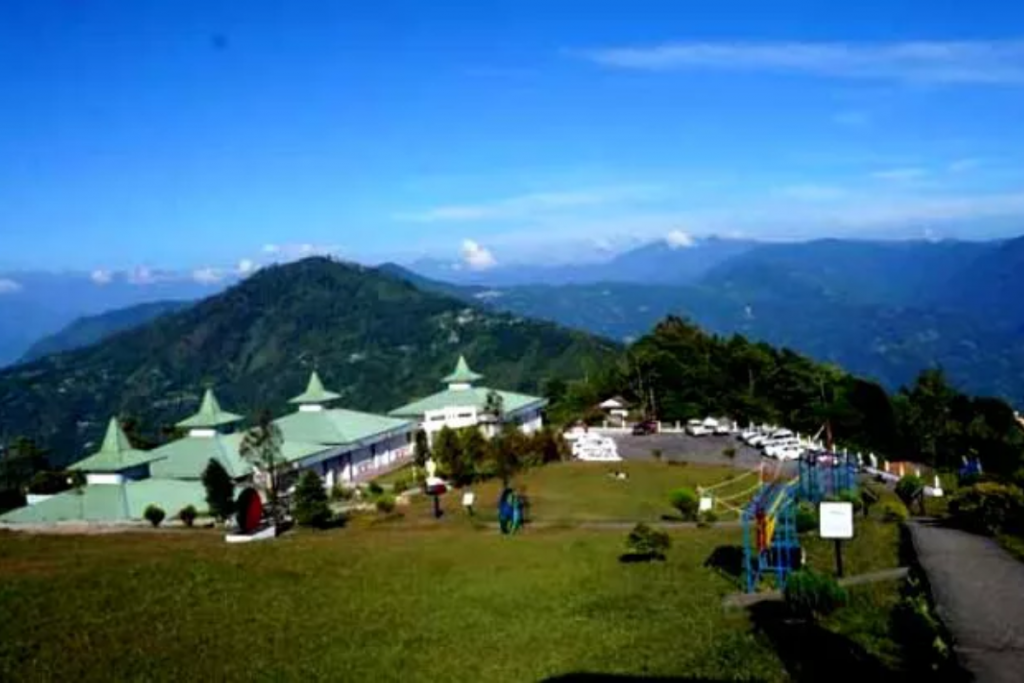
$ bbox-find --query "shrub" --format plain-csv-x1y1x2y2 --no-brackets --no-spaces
330,485,354,502
835,490,864,513
367,481,384,496
881,500,909,523
376,494,396,514
293,470,333,528
390,476,412,494
893,576,955,673
795,502,818,533
722,447,737,459
699,510,719,526
144,504,166,528
201,459,235,521
178,505,198,528
669,487,699,521
651,448,663,462
784,569,847,619
895,475,925,508
625,523,670,560
948,482,1024,535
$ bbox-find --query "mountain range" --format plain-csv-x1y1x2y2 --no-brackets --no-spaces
7,234,1024,411
0,258,617,466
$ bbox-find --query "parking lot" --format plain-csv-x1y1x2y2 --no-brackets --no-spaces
608,431,800,477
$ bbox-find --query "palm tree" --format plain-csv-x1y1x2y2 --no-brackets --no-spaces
240,410,285,523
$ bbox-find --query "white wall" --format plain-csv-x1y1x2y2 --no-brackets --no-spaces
305,431,414,485
86,473,124,485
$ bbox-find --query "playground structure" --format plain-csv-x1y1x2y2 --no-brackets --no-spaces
696,466,764,518
498,488,524,534
742,451,860,593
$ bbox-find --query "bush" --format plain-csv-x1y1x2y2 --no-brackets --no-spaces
178,505,197,527
835,490,864,513
390,476,412,494
949,482,1024,535
651,448,663,462
795,502,818,533
698,510,718,526
669,487,699,521
330,485,354,502
376,494,396,514
784,569,848,619
722,447,737,459
625,523,670,560
144,504,166,528
881,500,909,523
893,576,955,673
896,475,924,508
367,481,384,496
293,470,333,528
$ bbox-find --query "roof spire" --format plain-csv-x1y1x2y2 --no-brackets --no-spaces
99,417,134,458
176,388,243,430
441,354,483,386
289,371,342,405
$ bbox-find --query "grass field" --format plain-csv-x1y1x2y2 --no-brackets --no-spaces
0,463,912,682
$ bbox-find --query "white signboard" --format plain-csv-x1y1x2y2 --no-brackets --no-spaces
819,502,854,540
699,496,713,513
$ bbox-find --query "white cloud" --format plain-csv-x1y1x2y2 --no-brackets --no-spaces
577,40,1024,85
237,259,258,275
460,239,498,270
90,269,113,285
262,244,280,254
870,167,929,181
0,278,23,294
191,267,225,285
396,186,658,223
947,158,983,173
665,229,695,249
126,266,158,285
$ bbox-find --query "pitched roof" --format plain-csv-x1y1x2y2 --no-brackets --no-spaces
68,417,165,472
441,355,483,384
389,387,546,419
148,433,252,479
275,408,413,447
0,479,208,524
176,388,243,429
289,371,341,405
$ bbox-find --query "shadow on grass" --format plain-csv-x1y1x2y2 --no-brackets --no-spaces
750,602,898,682
703,545,744,580
543,676,752,682
618,552,666,564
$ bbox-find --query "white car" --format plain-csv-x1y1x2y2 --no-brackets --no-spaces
714,421,733,435
763,438,800,457
686,419,713,436
774,445,805,461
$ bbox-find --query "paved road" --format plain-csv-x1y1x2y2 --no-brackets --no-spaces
907,520,1024,683
610,432,799,477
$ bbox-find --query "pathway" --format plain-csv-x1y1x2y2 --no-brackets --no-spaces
907,520,1024,683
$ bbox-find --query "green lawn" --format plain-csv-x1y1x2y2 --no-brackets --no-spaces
0,464,914,682
404,461,743,523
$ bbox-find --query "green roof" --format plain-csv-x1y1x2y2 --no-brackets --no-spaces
289,371,341,405
441,355,483,384
176,388,243,429
276,408,413,447
69,417,165,473
148,433,252,479
0,479,207,524
389,387,546,419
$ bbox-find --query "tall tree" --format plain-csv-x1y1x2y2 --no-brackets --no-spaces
432,426,467,484
412,429,430,480
459,428,489,480
490,424,525,487
240,410,285,521
292,470,332,528
201,458,235,522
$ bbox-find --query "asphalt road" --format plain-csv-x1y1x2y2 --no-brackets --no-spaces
907,520,1024,683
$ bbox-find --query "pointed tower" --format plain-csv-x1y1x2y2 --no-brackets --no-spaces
289,371,341,412
441,355,483,391
176,388,243,436
68,416,163,480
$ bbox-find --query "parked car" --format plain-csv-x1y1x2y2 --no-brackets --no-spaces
632,420,658,436
714,419,733,435
686,419,713,436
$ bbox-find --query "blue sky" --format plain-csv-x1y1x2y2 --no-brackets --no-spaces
4,0,1024,279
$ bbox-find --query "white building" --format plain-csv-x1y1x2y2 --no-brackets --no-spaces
389,355,547,444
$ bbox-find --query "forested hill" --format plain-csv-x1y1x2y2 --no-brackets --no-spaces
0,258,618,467
553,316,1024,477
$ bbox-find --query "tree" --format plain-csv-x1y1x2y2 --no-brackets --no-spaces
490,425,525,487
292,470,332,528
459,428,489,480
144,504,166,528
433,426,466,483
669,487,699,520
413,429,430,472
202,458,235,522
240,410,285,522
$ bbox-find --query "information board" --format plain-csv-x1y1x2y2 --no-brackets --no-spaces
819,501,854,540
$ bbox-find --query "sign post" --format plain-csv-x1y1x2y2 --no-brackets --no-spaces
819,501,854,578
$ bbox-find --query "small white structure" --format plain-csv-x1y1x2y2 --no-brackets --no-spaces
598,396,630,425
